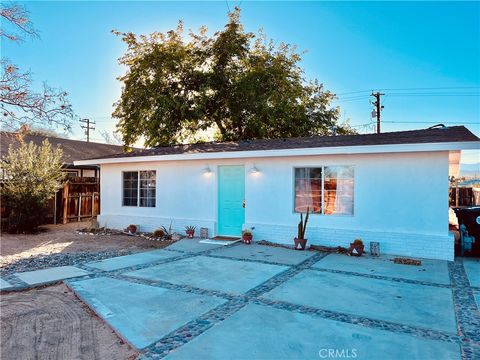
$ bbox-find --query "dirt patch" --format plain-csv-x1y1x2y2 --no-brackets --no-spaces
0,222,171,267
0,283,138,360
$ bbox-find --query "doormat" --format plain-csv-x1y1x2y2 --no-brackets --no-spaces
393,257,422,266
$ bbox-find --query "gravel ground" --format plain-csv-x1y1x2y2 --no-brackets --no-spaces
0,221,174,276
0,249,138,277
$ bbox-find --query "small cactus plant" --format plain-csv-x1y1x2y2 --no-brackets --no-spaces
297,207,310,240
294,207,309,250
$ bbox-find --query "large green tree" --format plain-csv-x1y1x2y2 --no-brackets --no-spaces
113,8,353,147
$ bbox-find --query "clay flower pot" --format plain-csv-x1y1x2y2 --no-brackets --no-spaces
127,224,137,234
349,243,364,256
294,238,307,250
242,233,253,244
185,229,195,238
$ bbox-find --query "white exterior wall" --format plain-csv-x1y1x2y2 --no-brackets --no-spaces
98,151,452,260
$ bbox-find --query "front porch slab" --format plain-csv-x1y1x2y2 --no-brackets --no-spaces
164,303,460,360
263,270,456,333
14,266,90,286
463,259,480,288
85,249,180,271
210,244,316,265
67,277,226,349
312,253,450,285
124,256,287,294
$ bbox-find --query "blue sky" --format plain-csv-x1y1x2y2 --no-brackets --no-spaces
3,1,479,162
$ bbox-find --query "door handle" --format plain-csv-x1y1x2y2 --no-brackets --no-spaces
242,199,246,208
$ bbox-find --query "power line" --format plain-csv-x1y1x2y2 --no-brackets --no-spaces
335,86,480,96
378,86,480,91
385,93,479,97
382,121,480,125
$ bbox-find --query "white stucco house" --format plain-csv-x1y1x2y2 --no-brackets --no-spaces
75,126,479,261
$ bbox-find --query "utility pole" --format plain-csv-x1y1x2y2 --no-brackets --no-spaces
80,118,95,142
371,92,384,134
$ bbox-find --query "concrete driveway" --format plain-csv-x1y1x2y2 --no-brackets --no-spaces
38,240,480,359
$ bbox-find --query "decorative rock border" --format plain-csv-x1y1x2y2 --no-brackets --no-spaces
448,260,480,360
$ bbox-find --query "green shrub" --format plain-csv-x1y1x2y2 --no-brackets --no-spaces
1,139,65,233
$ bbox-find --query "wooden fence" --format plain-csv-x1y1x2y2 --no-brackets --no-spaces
45,177,100,224
449,187,479,207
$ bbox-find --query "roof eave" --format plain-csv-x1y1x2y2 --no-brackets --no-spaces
74,140,480,166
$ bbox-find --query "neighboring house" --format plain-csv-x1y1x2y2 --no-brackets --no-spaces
75,126,479,261
1,132,127,224
1,132,125,179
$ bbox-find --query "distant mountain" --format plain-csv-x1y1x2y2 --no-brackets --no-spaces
460,163,480,178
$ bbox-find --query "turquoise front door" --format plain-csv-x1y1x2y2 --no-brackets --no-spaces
218,165,245,236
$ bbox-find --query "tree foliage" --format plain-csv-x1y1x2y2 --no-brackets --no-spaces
113,8,353,147
0,3,74,131
1,139,66,233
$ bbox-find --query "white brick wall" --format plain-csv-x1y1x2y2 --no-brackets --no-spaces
246,222,454,261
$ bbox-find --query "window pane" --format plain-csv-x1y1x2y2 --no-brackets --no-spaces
295,167,322,179
294,168,322,213
139,170,156,207
325,166,354,179
324,166,354,215
123,171,138,206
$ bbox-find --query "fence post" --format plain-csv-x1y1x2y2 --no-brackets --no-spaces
78,193,82,222
455,180,459,207
63,183,69,224
54,191,57,225
91,193,95,217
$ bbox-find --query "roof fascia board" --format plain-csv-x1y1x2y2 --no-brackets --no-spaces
74,141,480,166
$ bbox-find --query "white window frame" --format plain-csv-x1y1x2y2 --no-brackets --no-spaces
122,170,156,208
293,165,354,216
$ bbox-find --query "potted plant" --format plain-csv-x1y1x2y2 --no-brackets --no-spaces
185,225,196,238
349,239,364,256
294,207,309,250
242,229,253,244
127,224,138,234
153,228,166,239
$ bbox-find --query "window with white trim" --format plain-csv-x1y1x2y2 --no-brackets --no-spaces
123,171,156,207
294,166,354,215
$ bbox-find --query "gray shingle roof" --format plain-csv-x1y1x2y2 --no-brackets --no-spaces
81,125,478,160
0,132,127,165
